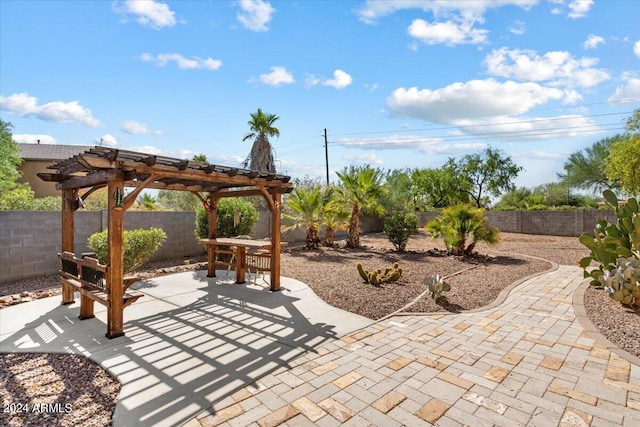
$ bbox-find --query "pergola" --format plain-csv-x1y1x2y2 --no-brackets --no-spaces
38,146,293,338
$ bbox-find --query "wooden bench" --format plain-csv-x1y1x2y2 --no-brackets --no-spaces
58,251,143,320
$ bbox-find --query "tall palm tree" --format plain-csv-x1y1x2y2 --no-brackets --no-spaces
242,108,280,173
336,165,385,248
283,186,323,249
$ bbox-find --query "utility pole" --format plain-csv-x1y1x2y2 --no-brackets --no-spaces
324,128,330,186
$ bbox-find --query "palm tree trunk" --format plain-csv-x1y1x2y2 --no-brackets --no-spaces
322,226,336,247
307,225,320,249
347,203,360,248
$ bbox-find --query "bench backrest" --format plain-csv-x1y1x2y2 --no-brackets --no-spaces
59,251,107,291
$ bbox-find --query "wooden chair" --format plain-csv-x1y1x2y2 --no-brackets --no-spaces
244,238,271,284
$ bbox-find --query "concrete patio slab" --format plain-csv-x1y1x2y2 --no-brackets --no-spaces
0,270,372,427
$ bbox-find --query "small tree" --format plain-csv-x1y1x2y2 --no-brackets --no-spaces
448,148,522,208
195,198,259,239
383,211,418,252
606,109,640,195
87,227,167,273
426,204,499,255
0,120,22,195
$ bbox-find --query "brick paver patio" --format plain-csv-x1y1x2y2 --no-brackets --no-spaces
183,266,640,427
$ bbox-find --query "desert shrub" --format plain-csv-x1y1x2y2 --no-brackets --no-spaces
426,203,498,256
87,227,167,273
195,198,259,239
383,211,418,251
579,190,640,307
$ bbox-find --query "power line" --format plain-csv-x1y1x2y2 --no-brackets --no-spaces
331,121,626,145
330,110,634,137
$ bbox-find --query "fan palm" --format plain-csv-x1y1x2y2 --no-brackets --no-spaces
283,186,323,249
242,108,280,173
320,187,350,247
426,204,498,256
336,165,385,248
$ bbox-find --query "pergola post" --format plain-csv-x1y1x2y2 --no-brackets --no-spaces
269,192,282,292
106,172,125,338
61,189,76,304
206,194,218,277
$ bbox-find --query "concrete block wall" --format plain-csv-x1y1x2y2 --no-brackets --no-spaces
123,211,204,261
0,208,619,285
0,210,204,284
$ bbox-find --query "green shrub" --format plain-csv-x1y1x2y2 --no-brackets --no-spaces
578,190,640,307
87,227,167,273
195,198,259,239
383,211,418,251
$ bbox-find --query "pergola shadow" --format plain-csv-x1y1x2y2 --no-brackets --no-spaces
0,272,339,427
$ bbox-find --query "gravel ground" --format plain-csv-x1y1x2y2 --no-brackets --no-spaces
1,231,639,427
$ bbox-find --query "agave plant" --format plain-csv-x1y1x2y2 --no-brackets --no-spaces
424,275,451,305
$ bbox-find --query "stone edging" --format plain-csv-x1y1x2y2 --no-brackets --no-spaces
572,280,640,367
390,251,559,317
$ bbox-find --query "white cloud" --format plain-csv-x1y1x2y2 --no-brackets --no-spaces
583,34,604,49
12,134,57,145
0,92,101,127
634,40,640,58
337,136,487,156
237,0,275,32
509,20,525,35
116,0,177,29
387,79,571,124
364,83,379,91
141,53,222,70
355,1,538,25
303,74,321,88
608,74,640,104
258,66,294,86
568,0,593,18
96,134,118,147
408,19,488,45
455,114,601,141
120,120,163,135
342,152,384,166
484,47,610,88
322,70,353,89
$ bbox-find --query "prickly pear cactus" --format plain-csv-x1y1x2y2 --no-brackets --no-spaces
578,190,640,307
356,262,403,285
424,274,451,304
599,257,640,307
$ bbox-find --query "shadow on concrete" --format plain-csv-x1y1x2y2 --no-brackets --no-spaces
0,270,343,427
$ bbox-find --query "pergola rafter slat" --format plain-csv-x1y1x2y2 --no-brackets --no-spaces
39,146,293,339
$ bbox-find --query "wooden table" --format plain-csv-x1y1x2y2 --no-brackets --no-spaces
198,238,286,284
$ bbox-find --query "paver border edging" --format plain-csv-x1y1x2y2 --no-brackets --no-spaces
389,252,559,318
572,280,640,367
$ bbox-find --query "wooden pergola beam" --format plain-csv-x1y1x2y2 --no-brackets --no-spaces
44,146,292,338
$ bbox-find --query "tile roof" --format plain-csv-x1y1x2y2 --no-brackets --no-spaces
18,143,95,160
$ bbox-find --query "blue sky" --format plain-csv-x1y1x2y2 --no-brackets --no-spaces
1,0,639,188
